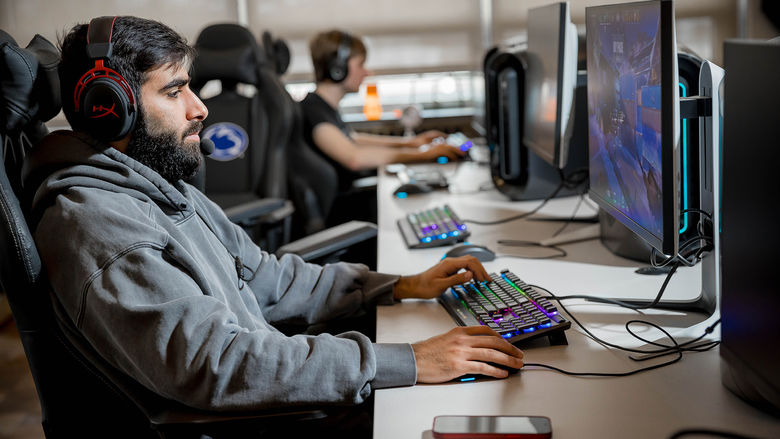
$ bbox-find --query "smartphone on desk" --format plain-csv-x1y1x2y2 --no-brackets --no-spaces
432,415,552,439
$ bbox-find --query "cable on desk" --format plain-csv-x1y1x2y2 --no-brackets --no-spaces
550,190,588,238
523,282,721,377
495,240,567,260
554,260,681,310
669,429,763,439
462,180,565,226
461,168,588,226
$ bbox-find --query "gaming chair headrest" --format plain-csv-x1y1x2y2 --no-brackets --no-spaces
190,23,265,91
0,31,61,133
261,31,291,76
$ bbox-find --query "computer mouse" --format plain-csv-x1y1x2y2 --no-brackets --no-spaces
393,182,432,198
456,363,521,382
444,243,496,262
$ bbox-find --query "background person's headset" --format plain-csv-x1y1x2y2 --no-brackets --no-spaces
73,16,137,141
325,32,352,83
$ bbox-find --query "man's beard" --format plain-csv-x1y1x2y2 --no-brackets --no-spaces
126,110,203,183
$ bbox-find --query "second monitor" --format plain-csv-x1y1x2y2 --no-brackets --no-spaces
523,1,579,170
484,1,588,202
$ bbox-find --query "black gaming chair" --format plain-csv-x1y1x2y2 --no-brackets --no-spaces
257,31,337,237
189,24,294,253
191,25,377,267
0,30,325,438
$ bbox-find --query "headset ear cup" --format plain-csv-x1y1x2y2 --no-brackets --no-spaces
80,77,136,141
328,58,348,83
329,64,342,82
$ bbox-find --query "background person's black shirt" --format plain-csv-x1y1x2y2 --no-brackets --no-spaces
299,92,365,191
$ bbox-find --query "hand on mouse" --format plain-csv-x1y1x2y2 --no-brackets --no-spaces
418,143,466,162
393,256,489,300
412,326,525,383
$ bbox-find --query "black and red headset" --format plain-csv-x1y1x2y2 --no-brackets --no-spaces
73,16,137,141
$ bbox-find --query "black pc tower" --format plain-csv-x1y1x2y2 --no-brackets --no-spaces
720,38,780,417
483,2,588,201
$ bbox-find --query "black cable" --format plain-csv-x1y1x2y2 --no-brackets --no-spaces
550,260,681,310
495,240,568,260
550,193,586,238
669,429,763,439
679,207,713,221
462,179,566,225
521,282,721,377
462,168,588,226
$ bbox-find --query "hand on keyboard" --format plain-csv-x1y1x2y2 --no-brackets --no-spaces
412,326,525,383
406,129,447,147
393,255,490,300
418,142,467,162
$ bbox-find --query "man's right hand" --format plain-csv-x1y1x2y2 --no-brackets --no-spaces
419,143,466,162
412,326,525,383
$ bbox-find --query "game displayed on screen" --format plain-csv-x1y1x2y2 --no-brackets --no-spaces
587,2,664,238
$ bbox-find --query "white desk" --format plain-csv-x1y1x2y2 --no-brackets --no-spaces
373,162,780,439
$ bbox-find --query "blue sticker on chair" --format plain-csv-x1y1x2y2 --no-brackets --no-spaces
202,122,249,162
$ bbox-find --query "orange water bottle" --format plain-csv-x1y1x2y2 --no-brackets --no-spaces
363,83,382,121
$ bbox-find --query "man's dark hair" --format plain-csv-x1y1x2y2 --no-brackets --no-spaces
59,16,196,132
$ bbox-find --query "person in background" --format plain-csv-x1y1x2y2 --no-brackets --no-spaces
301,29,465,193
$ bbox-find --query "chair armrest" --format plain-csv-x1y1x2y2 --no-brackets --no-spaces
146,402,326,437
224,198,294,227
276,220,377,262
350,175,378,191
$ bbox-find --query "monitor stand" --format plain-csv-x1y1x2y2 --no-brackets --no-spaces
538,60,722,317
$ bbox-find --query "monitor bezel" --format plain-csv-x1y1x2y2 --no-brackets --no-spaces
586,0,680,256
523,2,569,169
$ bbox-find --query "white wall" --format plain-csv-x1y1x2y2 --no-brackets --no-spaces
2,0,776,79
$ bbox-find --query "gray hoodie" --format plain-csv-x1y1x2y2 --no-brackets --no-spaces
23,130,416,411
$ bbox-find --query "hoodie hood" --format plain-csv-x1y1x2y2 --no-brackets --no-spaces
23,130,192,226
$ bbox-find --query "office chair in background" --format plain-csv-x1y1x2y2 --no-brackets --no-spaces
189,24,295,253
259,30,338,238
192,24,377,268
0,29,327,438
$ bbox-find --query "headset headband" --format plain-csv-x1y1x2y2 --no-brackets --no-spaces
335,32,351,62
73,16,136,112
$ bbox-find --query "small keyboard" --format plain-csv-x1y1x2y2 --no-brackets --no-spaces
397,204,470,249
398,166,448,189
439,269,571,346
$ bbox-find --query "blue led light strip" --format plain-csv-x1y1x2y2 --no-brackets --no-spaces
679,82,689,234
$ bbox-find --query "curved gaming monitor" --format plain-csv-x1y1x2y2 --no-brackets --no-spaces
523,1,579,170
586,0,680,256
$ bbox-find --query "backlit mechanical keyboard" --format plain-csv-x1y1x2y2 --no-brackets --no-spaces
439,269,571,346
397,204,470,249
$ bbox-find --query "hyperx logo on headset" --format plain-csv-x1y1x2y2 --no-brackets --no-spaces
73,16,137,141
90,103,119,119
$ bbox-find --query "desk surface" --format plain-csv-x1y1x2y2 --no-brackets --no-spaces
373,162,780,439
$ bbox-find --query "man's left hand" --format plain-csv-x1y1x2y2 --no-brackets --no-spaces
393,256,490,300
406,130,447,148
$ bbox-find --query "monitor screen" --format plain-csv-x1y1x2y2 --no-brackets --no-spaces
523,2,577,169
586,0,679,255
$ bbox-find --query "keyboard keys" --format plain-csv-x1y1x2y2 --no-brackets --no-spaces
440,270,572,345
397,204,470,249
